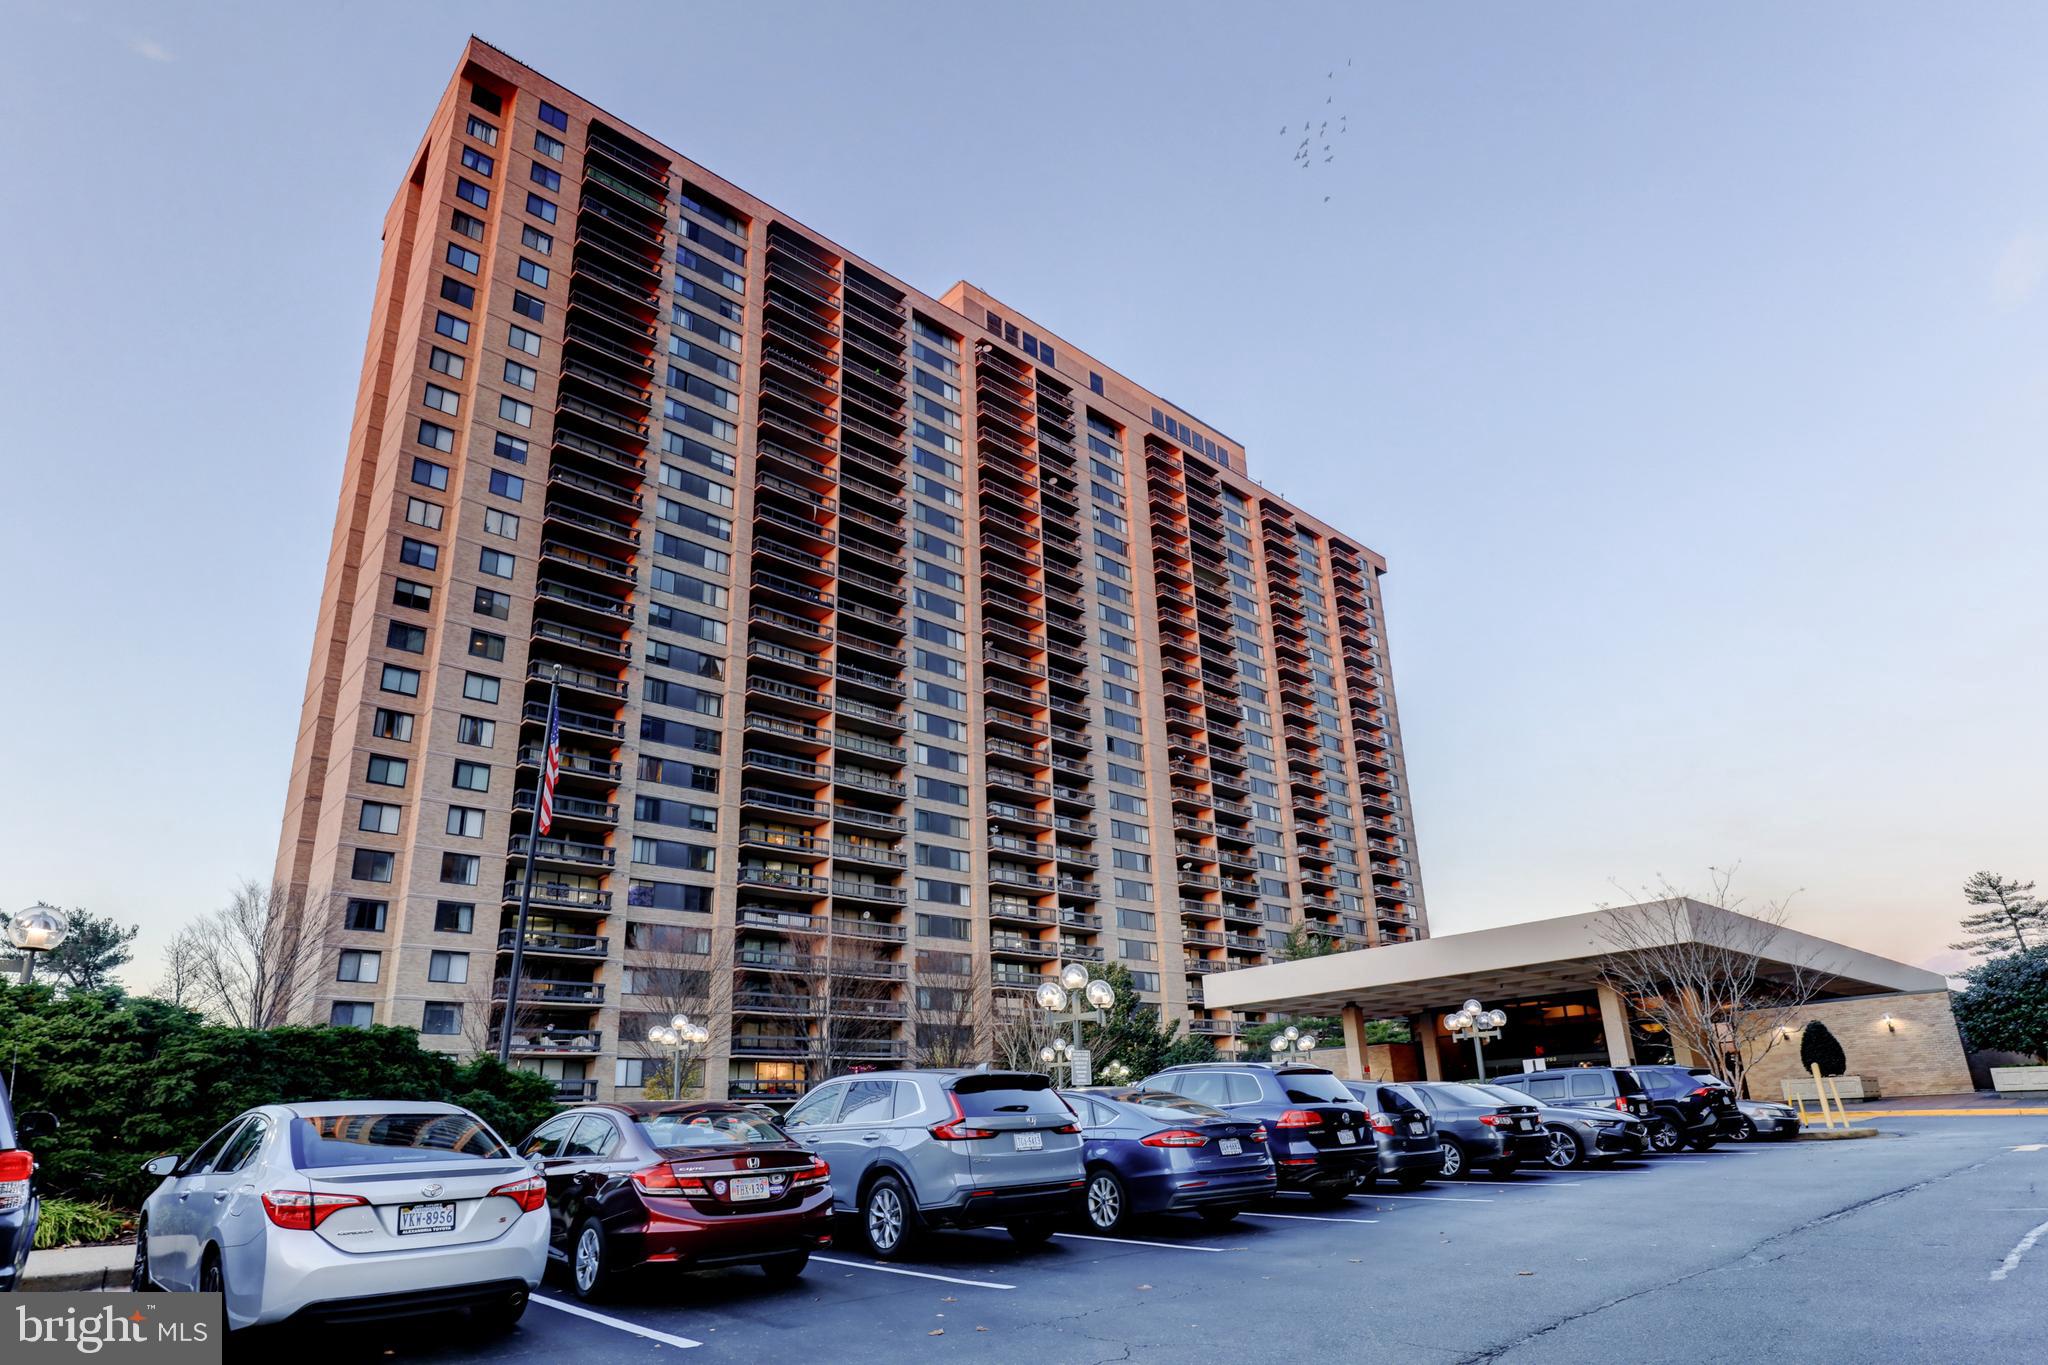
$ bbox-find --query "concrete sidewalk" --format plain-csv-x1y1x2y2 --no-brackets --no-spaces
1851,1092,2048,1116
20,1242,131,1291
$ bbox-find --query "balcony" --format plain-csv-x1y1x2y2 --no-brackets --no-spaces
738,867,830,896
499,928,609,958
508,835,614,868
492,977,605,1006
492,1027,602,1055
512,790,618,826
505,880,610,912
832,880,908,905
991,934,1057,959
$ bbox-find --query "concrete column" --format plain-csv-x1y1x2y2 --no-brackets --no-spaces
1595,984,1634,1066
1340,1004,1368,1080
1417,1014,1445,1080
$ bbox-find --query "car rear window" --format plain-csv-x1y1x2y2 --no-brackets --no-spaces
1472,1085,1534,1107
637,1110,785,1149
292,1111,509,1167
1121,1090,1227,1121
1428,1083,1508,1108
1614,1070,1647,1096
1278,1070,1356,1105
952,1074,1071,1119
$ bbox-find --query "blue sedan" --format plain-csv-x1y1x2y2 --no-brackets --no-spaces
1060,1088,1276,1234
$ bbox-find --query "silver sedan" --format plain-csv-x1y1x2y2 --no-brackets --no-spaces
133,1100,548,1331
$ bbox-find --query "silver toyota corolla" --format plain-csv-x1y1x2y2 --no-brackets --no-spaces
133,1100,548,1331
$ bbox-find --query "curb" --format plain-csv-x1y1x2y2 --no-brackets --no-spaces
1796,1127,1880,1141
21,1245,132,1292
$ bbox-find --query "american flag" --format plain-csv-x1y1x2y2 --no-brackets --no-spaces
537,688,562,837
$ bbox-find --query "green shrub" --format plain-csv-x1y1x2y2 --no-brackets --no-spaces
1800,1020,1848,1077
0,984,561,1206
33,1199,132,1250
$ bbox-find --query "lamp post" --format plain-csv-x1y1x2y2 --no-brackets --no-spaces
1036,963,1116,1085
1267,1024,1322,1064
1099,1059,1132,1085
647,1013,710,1100
1441,999,1507,1080
8,905,70,986
1038,1036,1073,1084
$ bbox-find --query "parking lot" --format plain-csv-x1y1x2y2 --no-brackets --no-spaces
225,1116,2047,1364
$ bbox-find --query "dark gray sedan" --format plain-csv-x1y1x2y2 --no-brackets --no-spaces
1470,1083,1649,1169
1729,1098,1801,1141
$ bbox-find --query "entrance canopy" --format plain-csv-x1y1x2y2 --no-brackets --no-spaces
1203,901,1946,1019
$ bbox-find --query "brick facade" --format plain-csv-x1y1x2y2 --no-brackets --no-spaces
1739,990,1972,1098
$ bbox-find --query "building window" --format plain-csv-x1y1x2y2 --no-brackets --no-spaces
507,323,542,355
534,130,564,160
392,579,433,612
435,901,474,933
456,715,495,746
479,548,515,579
445,242,481,274
498,396,533,426
344,899,388,932
462,673,499,703
494,432,529,462
455,178,488,208
358,801,401,835
399,538,438,570
464,114,497,145
615,1058,648,1089
525,193,557,223
446,805,484,838
371,708,414,741
473,587,509,620
422,1002,462,1035
488,469,525,500
459,146,494,178
330,1001,374,1028
484,508,520,539
366,754,408,787
427,950,469,984
517,256,550,285
386,621,426,654
379,665,420,697
405,496,444,530
537,100,568,131
336,949,381,983
452,761,490,792
468,630,505,662
439,276,475,308
440,852,480,886
502,360,537,391
521,224,552,254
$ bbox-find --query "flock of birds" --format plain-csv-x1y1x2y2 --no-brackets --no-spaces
1286,57,1351,202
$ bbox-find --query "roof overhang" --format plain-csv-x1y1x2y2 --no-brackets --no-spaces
1203,901,1948,1018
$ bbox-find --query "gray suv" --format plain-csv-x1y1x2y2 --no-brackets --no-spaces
782,1070,1085,1258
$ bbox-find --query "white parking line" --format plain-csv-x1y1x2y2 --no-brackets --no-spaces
812,1255,1017,1289
1241,1211,1380,1225
1990,1217,2048,1282
531,1295,703,1349
1363,1192,1491,1203
2011,1144,2046,1152
1451,1180,1581,1188
1054,1232,1226,1253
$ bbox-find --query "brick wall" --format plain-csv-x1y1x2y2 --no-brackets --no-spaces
1740,990,1972,1097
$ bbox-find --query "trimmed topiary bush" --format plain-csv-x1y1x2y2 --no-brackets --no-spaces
1800,1020,1848,1077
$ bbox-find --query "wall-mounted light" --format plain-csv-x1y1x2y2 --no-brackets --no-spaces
1781,1025,1797,1041
1882,1014,1897,1034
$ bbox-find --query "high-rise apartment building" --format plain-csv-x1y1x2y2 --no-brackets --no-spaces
274,39,1426,1103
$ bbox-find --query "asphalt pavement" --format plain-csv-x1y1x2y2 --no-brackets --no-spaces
228,1116,2048,1364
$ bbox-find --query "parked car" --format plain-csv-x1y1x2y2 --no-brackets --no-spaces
1342,1080,1442,1188
519,1102,831,1299
781,1070,1084,1258
0,1076,57,1292
133,1101,546,1331
1729,1097,1801,1142
1467,1083,1649,1168
1140,1062,1374,1205
1060,1088,1275,1232
1628,1065,1740,1151
1493,1067,1658,1143
1409,1082,1549,1178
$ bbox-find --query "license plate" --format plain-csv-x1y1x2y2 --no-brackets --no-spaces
1518,1118,1534,1130
1337,1129,1357,1145
1219,1138,1242,1156
730,1176,773,1202
1408,1122,1428,1136
397,1202,455,1235
1014,1131,1044,1151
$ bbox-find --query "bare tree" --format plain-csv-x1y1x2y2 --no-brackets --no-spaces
621,927,733,1098
988,993,1059,1072
909,958,989,1068
156,926,205,1008
1594,867,1831,1095
182,880,336,1028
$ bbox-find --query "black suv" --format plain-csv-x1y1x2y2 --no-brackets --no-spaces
1,1076,57,1293
1495,1066,1727,1153
1141,1063,1374,1205
1343,1080,1442,1189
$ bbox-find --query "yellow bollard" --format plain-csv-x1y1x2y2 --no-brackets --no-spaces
1811,1063,1842,1129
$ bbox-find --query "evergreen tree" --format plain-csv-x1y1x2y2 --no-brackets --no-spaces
1953,949,2048,1061
1079,962,1213,1078
1799,1020,1847,1077
1952,872,2044,958
41,909,140,993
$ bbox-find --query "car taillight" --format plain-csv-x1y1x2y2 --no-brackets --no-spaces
791,1157,830,1188
261,1190,368,1230
1052,1123,1081,1134
1369,1112,1397,1136
630,1163,707,1196
1274,1110,1322,1129
1477,1114,1501,1126
1690,1087,1713,1098
0,1150,30,1211
1613,1097,1631,1112
488,1174,548,1212
928,1093,997,1141
1141,1129,1210,1148
1251,1125,1270,1143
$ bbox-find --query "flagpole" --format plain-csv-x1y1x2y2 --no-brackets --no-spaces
498,666,560,1066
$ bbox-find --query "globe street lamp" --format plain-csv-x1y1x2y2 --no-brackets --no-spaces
1038,1036,1073,1083
1036,963,1117,1084
1441,999,1508,1080
1267,1024,1321,1063
8,905,70,986
1099,1059,1132,1085
647,1013,710,1100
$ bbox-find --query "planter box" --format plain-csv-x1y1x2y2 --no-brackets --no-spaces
1990,1066,2048,1094
1782,1075,1878,1102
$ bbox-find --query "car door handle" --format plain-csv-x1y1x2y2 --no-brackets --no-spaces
860,1133,884,1142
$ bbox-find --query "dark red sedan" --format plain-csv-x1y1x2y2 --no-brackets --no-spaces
519,1102,831,1299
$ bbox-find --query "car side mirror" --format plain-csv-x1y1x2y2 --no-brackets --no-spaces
141,1155,180,1179
16,1111,57,1142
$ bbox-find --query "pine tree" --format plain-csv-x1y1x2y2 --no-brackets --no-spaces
1952,872,2044,958
1800,1020,1847,1078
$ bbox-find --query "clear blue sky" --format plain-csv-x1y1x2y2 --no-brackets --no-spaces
3,2,2042,988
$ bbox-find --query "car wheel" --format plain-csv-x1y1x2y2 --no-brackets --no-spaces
471,1292,528,1334
131,1222,156,1293
198,1248,227,1318
1438,1139,1467,1178
1198,1206,1240,1227
1084,1168,1129,1234
1728,1117,1756,1143
862,1174,915,1260
1648,1120,1682,1153
1689,1133,1719,1151
1396,1170,1431,1190
1544,1128,1584,1170
571,1217,613,1301
1007,1218,1056,1246
758,1251,810,1284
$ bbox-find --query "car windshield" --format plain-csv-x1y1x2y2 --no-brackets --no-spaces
1118,1090,1228,1121
1428,1084,1511,1108
292,1111,509,1167
637,1110,786,1149
1278,1070,1355,1104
